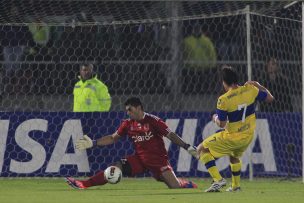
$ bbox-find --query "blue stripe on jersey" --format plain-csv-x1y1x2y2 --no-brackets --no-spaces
216,109,227,121
256,90,267,101
227,103,255,123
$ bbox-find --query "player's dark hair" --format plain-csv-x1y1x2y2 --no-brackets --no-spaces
267,57,278,64
221,65,238,86
125,97,144,110
80,63,93,69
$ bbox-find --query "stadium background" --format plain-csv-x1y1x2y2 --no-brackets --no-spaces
0,0,302,180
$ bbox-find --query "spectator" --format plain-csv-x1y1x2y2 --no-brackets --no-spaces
73,63,111,112
2,6,31,74
1,6,33,97
183,24,217,70
182,24,218,94
28,18,52,60
259,58,293,112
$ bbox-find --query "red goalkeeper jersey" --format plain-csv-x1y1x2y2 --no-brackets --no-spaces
116,113,171,162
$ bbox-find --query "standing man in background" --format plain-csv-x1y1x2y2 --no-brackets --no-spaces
259,58,292,112
73,63,111,112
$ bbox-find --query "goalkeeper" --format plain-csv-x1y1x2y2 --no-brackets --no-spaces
197,66,274,192
66,97,198,189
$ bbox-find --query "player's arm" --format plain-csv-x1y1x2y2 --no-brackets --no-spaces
165,132,198,158
76,119,128,150
214,97,228,128
154,117,197,158
246,81,274,103
96,132,120,146
75,132,121,150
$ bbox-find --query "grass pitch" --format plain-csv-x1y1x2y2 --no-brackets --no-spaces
0,178,303,203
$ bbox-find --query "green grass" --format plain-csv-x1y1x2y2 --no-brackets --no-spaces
0,178,303,203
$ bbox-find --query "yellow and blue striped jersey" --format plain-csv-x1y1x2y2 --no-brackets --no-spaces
216,84,267,134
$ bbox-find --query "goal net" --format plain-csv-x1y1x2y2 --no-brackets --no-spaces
0,0,302,180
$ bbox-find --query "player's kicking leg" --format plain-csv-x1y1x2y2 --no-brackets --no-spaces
197,134,227,192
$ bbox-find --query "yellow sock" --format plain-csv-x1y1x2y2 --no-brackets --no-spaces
200,153,222,182
230,162,241,188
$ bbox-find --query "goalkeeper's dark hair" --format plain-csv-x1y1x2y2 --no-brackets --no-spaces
125,97,144,110
221,65,238,86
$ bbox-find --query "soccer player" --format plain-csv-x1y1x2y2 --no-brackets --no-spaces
197,66,274,192
66,97,198,189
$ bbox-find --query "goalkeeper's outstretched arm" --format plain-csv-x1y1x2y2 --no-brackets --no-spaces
75,133,120,150
166,132,198,158
96,132,120,146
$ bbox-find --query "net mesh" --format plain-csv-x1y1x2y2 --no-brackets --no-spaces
0,1,302,178
0,1,291,26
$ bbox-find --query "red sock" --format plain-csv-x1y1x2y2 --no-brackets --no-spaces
81,171,108,187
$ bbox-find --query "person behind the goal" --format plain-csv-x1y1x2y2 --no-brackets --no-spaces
66,97,198,189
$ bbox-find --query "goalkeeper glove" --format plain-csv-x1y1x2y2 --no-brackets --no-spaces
75,135,97,150
184,144,198,159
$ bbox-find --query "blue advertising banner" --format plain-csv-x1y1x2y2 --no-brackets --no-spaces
0,112,302,177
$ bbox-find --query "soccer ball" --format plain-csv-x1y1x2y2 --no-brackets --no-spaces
104,166,122,184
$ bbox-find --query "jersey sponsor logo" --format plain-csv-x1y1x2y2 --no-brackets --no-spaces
238,124,250,132
132,131,154,142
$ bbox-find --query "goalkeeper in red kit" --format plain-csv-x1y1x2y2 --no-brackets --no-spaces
66,97,198,189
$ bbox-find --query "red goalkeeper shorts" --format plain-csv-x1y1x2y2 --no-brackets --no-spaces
126,154,173,180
